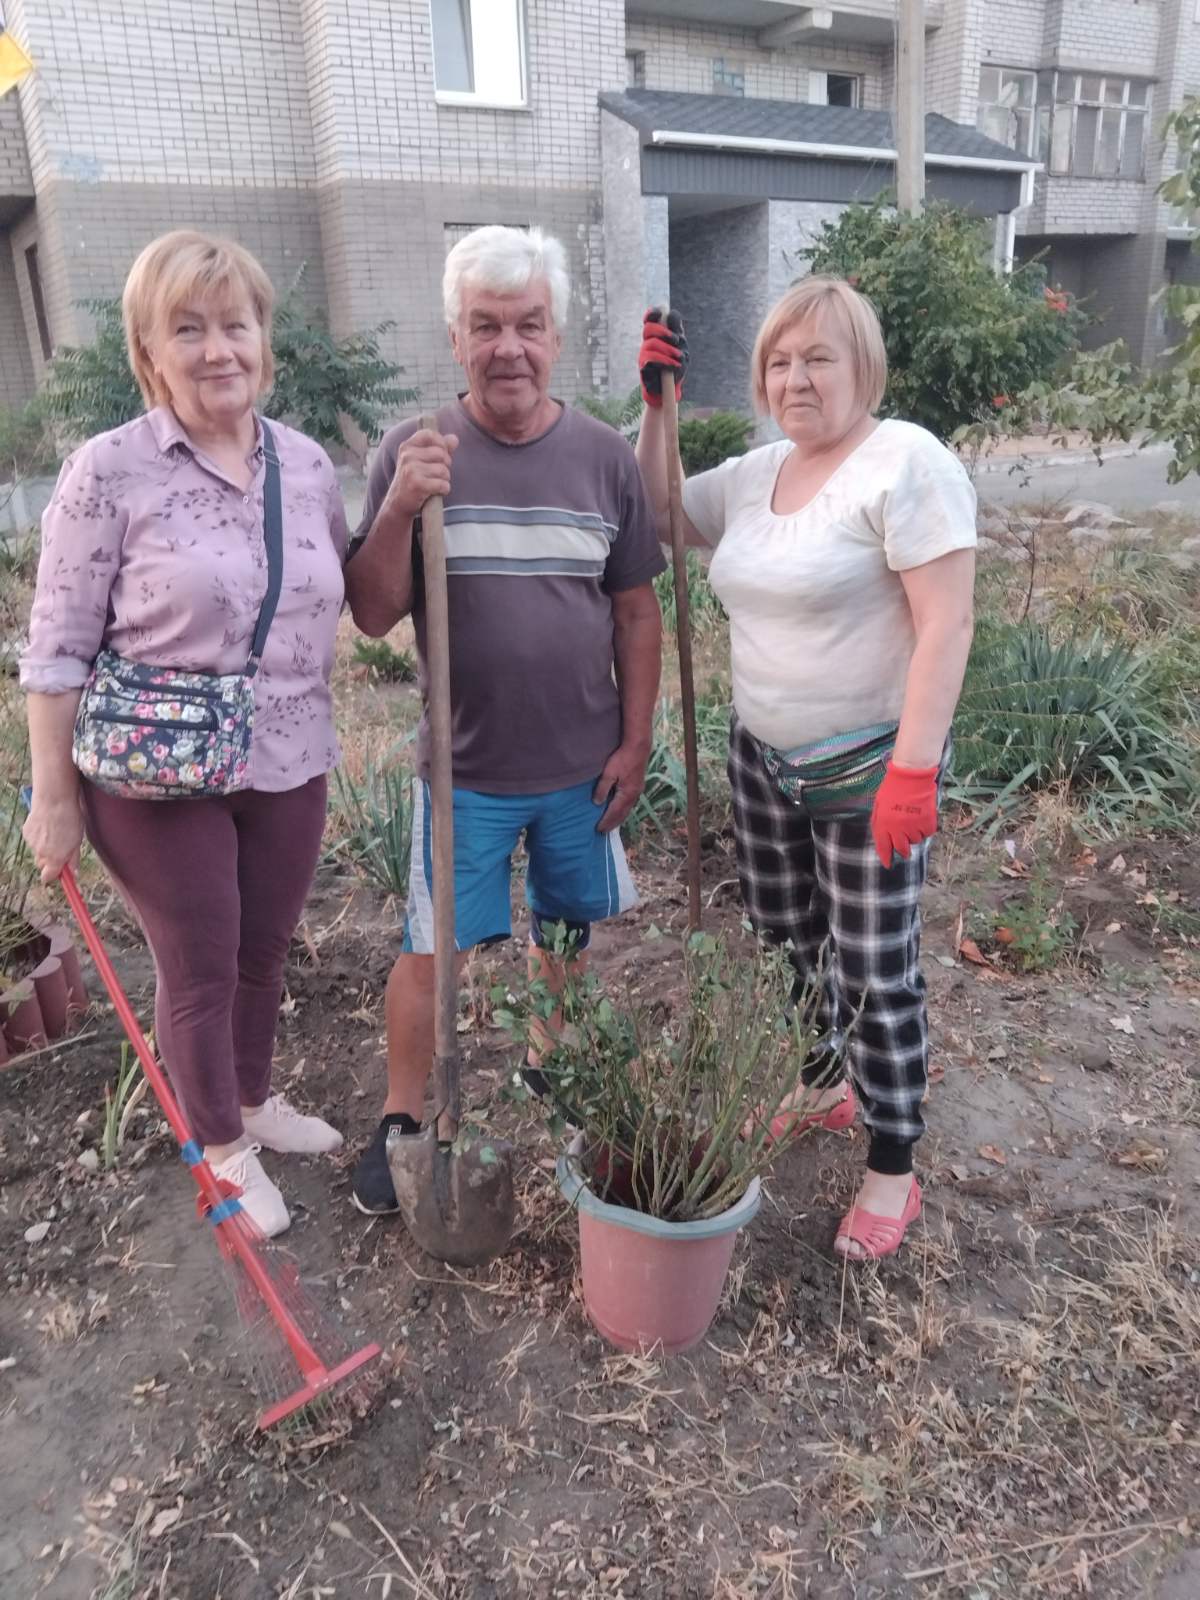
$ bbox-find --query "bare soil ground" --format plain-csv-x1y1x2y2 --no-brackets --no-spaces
3,787,1199,1599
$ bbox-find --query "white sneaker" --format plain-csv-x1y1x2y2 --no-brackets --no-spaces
208,1142,291,1238
240,1093,343,1155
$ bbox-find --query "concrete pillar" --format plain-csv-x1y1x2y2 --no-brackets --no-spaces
601,109,667,400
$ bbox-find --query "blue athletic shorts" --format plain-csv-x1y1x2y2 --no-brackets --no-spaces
401,776,639,954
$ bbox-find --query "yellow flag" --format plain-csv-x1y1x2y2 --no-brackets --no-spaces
0,27,34,98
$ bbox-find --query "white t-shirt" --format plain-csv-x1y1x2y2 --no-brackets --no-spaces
682,418,976,750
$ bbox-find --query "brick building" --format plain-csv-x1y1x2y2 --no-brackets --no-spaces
0,1,1197,417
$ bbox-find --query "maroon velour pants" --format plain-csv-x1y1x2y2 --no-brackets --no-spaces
81,776,327,1146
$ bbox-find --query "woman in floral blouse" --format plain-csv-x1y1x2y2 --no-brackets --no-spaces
21,230,349,1236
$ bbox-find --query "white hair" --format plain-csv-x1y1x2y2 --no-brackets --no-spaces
442,225,570,329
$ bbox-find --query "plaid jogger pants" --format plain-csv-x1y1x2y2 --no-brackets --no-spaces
727,714,932,1148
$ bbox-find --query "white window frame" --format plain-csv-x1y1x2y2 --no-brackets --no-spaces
431,0,529,111
807,69,862,109
976,65,1038,157
1037,71,1150,179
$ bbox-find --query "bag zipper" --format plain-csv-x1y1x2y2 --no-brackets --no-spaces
95,712,221,733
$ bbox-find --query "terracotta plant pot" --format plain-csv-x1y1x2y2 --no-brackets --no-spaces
0,920,87,1060
557,1134,760,1355
44,925,87,1016
1,977,47,1053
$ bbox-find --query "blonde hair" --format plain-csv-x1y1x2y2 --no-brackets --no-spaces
122,230,276,409
751,275,887,416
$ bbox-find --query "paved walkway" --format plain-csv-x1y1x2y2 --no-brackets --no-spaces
972,439,1200,516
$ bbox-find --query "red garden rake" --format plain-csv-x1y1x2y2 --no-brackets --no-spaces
56,861,383,1435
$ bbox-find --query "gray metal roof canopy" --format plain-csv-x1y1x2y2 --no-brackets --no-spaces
600,89,1036,215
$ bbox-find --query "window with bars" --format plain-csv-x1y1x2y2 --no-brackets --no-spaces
444,222,529,253
976,66,1037,156
430,0,527,107
1036,72,1150,179
712,57,745,97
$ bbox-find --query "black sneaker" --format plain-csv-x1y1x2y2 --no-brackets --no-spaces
351,1113,421,1215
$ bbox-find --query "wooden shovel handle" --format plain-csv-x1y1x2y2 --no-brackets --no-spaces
661,380,702,931
419,413,460,1131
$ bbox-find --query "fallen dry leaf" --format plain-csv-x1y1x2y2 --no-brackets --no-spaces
1073,848,1098,870
978,1144,1008,1166
948,1163,971,1182
994,926,1015,945
1108,853,1127,875
1104,920,1122,934
1000,861,1030,879
928,1061,946,1084
149,1504,182,1539
1110,1014,1136,1035
1114,1141,1168,1172
958,937,993,966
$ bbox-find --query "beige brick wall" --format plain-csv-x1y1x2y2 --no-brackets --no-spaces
9,0,315,189
626,16,888,111
302,0,627,405
0,239,36,408
0,89,33,199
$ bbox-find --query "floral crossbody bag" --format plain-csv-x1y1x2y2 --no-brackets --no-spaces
72,423,284,801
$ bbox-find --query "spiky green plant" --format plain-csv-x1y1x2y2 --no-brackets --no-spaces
328,757,413,896
654,548,727,638
950,620,1199,825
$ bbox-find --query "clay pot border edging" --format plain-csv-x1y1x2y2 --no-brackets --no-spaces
1,920,89,1061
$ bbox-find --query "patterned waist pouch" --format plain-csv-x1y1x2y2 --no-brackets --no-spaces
758,719,899,820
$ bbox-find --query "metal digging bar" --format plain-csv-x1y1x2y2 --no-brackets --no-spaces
386,418,516,1267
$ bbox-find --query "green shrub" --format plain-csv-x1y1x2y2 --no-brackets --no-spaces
676,411,752,474
39,278,415,453
575,388,642,443
41,299,142,440
268,269,415,450
351,637,417,682
0,394,59,480
804,199,1083,442
576,394,752,474
996,865,1079,975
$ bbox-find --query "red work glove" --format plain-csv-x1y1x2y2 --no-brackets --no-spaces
870,761,939,869
638,307,688,408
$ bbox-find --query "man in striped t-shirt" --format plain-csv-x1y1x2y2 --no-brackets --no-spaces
345,225,666,1216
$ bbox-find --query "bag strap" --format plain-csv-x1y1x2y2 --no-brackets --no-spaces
245,420,284,678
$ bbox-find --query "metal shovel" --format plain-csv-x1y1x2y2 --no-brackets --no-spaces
387,419,516,1267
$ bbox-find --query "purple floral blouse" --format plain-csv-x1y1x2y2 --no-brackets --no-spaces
20,406,349,793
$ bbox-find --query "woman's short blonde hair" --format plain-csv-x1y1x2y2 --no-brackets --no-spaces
750,275,888,416
122,230,276,409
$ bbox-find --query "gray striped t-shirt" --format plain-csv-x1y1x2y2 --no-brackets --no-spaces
353,399,666,794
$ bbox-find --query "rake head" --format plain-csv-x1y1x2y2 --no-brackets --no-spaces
199,1185,384,1440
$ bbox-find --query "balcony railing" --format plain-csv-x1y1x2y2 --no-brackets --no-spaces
626,1,943,48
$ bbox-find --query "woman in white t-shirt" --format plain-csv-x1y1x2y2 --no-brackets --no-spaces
635,280,976,1262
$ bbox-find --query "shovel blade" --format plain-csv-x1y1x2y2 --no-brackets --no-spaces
386,1125,516,1268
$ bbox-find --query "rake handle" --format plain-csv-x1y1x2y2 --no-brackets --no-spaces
55,862,328,1384
419,414,461,1137
661,378,702,932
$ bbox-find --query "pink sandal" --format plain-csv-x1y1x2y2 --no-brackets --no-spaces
835,1179,922,1261
746,1081,857,1145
